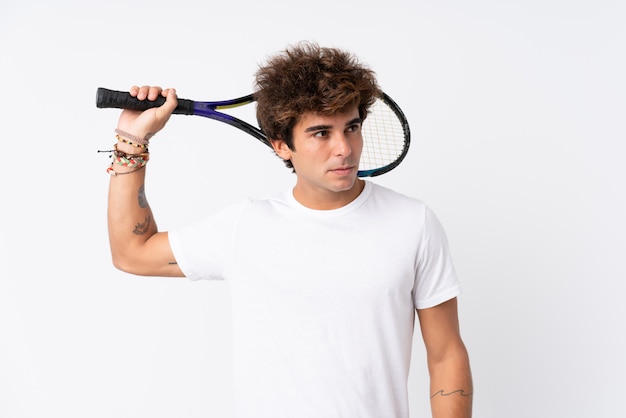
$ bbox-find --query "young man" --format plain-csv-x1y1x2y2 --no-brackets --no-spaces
106,42,472,418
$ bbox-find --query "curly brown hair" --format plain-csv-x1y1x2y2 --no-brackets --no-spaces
254,42,381,170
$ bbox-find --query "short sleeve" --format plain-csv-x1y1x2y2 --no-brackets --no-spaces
413,206,461,309
168,200,249,281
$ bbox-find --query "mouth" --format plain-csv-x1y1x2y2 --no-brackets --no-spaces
329,166,356,176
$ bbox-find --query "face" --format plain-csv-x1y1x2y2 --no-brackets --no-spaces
271,107,364,210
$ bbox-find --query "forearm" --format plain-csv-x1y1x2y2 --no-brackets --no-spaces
107,145,157,271
428,346,473,418
105,140,183,277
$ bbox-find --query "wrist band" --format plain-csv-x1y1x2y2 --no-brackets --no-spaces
107,155,149,175
105,143,150,175
107,165,146,176
115,128,151,146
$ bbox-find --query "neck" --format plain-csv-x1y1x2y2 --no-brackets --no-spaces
292,179,365,210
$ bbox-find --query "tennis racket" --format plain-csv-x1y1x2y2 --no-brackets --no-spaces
96,87,410,177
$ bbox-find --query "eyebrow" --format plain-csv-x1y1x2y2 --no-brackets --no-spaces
304,117,363,133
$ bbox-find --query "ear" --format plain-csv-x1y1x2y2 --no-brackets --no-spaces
270,138,292,160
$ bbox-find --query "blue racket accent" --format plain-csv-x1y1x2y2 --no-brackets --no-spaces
192,95,267,144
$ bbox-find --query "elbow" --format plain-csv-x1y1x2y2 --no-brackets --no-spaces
111,254,129,273
110,252,140,275
428,339,470,368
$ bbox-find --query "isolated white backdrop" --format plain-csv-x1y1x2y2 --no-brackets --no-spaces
1,1,624,417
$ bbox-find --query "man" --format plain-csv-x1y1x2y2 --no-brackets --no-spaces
106,42,472,417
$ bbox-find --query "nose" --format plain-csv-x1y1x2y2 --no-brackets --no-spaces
333,133,352,157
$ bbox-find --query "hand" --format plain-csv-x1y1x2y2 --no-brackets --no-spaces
116,85,178,141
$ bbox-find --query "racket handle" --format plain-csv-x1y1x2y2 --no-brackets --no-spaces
95,87,194,115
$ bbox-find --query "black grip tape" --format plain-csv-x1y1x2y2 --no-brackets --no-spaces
95,87,194,115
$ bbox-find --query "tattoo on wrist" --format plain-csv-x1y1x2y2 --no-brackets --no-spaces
138,185,148,208
133,215,152,235
431,389,473,399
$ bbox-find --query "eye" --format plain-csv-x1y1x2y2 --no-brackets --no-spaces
346,123,361,133
313,130,329,138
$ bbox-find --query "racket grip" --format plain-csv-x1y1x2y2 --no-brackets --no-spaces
95,87,194,115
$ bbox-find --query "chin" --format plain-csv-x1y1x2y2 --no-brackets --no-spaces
331,176,361,192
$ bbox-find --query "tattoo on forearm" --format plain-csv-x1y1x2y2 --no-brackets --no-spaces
168,261,178,265
138,185,148,208
133,215,152,235
431,389,473,399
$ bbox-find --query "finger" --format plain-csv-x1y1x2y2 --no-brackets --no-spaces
129,85,140,97
136,85,153,101
147,86,163,101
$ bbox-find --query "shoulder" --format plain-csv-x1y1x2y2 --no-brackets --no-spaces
368,181,422,202
365,182,451,239
367,181,428,214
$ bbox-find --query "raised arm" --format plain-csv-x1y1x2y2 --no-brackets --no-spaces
417,297,473,418
107,85,184,277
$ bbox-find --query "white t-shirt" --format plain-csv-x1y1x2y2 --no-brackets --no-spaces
169,181,460,418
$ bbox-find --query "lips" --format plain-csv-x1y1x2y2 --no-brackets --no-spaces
329,166,355,175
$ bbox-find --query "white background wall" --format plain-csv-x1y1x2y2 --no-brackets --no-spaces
1,1,624,417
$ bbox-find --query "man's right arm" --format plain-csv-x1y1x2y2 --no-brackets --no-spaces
107,86,184,277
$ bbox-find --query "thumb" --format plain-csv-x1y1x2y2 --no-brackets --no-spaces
157,88,178,118
144,88,178,136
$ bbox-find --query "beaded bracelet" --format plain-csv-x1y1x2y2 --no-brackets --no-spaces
114,128,151,146
116,134,149,150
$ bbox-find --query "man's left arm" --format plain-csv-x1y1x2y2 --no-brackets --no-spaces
417,297,473,418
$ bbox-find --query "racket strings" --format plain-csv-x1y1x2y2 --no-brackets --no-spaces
360,99,407,171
